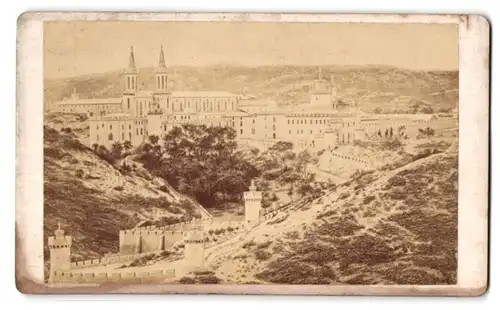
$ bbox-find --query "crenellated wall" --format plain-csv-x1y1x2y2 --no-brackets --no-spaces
119,219,247,255
51,269,175,284
70,250,171,269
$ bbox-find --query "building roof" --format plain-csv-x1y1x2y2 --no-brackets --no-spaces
58,98,123,105
170,91,238,98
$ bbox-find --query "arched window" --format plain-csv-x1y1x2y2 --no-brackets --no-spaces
127,98,130,109
108,133,113,141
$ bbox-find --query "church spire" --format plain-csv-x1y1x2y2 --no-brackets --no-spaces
128,46,136,71
158,45,166,69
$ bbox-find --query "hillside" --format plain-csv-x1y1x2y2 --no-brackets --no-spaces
44,65,458,112
202,150,458,285
43,125,207,268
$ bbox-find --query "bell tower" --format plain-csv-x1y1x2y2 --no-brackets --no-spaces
123,46,138,115
48,222,72,283
155,45,168,93
124,46,138,94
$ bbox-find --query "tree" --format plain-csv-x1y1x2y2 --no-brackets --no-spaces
111,141,123,159
149,134,160,145
123,140,133,151
91,143,98,152
135,124,258,207
373,107,382,114
418,127,435,139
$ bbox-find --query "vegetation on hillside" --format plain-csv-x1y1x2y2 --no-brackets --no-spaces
253,152,458,285
43,126,202,278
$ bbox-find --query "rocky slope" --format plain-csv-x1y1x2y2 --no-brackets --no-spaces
204,150,458,285
43,125,207,267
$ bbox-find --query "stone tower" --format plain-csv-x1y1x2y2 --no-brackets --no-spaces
244,179,262,226
183,226,205,271
155,45,168,94
123,46,138,115
48,223,72,283
310,67,331,108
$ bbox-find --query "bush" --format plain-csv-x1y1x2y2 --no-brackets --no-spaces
197,274,221,284
113,186,124,191
159,185,169,193
75,169,84,179
254,250,272,261
179,276,195,284
362,195,376,205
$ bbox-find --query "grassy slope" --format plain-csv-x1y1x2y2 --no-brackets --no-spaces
44,65,457,111
44,126,204,267
204,151,457,285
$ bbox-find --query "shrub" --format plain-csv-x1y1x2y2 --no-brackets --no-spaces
256,240,272,250
242,240,256,249
254,250,272,261
362,195,376,205
179,276,195,284
75,169,84,179
338,192,350,200
198,274,220,284
159,185,169,193
113,186,124,191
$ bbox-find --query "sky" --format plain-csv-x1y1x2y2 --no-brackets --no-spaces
44,21,458,79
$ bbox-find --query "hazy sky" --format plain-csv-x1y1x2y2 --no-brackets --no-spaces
44,21,458,79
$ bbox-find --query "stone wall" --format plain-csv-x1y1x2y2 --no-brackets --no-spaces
52,269,175,284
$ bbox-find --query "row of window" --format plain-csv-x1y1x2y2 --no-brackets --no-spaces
287,119,329,125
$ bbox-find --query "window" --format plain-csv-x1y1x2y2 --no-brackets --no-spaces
289,130,291,135
240,129,243,135
129,132,132,140
108,133,113,141
97,135,99,141
121,133,124,140
310,120,312,124
129,124,131,130
96,125,99,130
140,128,143,135
127,98,130,109
273,117,276,122
292,120,294,124
251,128,255,135
287,120,290,124
121,124,124,130
102,123,104,128
110,125,112,130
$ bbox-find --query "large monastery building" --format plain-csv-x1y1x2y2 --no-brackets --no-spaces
52,45,450,151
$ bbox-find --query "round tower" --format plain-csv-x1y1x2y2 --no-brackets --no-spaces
48,222,72,283
183,226,206,271
244,179,262,226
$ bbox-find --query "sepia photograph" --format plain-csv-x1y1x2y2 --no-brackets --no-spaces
15,13,489,295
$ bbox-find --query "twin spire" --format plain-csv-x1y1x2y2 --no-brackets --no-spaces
127,45,166,71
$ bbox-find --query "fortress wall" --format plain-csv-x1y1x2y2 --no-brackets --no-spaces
119,230,140,255
52,269,176,284
71,251,166,269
